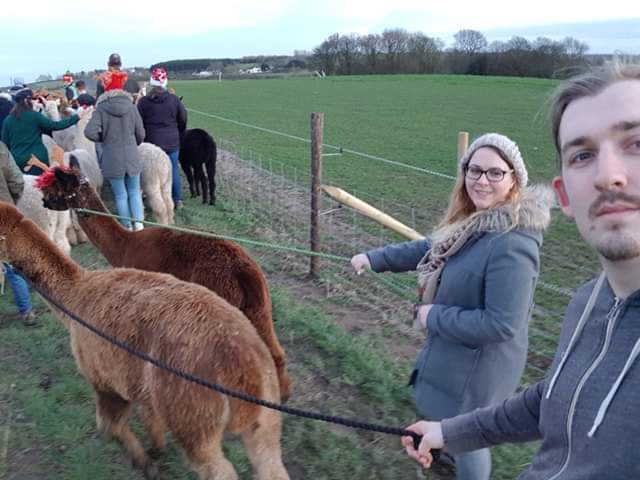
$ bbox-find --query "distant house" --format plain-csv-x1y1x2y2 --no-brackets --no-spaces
193,71,214,78
246,66,262,74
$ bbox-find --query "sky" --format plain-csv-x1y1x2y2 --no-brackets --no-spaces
1,0,638,86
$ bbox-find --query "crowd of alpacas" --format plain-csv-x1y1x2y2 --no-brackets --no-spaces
1,91,288,479
0,200,289,480
20,95,218,251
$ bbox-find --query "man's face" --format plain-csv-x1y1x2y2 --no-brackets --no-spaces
552,80,640,262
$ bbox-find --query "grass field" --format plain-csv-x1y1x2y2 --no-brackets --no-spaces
175,74,599,368
176,74,598,282
0,73,598,479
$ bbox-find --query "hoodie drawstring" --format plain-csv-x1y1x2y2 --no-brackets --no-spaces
546,273,605,400
588,336,640,437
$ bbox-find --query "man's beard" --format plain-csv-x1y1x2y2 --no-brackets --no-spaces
595,228,640,262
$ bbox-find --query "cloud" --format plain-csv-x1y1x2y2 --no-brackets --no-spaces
305,0,636,36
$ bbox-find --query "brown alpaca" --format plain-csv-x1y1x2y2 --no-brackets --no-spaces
0,201,289,480
38,165,291,402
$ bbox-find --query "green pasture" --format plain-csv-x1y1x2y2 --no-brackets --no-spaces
176,73,598,334
0,73,597,479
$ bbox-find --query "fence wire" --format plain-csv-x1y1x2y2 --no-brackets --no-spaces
211,138,600,386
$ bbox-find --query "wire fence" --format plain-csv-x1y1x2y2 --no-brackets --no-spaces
205,137,600,386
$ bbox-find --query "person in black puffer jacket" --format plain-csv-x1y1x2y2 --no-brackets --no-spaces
137,67,187,208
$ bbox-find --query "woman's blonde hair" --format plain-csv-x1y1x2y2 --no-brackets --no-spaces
436,145,522,229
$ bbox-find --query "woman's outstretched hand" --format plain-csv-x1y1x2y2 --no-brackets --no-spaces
350,253,371,275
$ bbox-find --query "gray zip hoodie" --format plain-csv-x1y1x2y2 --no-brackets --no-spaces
441,274,640,479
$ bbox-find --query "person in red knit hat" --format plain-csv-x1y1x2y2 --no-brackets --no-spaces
86,54,146,231
95,53,140,97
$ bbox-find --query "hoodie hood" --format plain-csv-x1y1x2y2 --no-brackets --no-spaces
96,89,134,117
147,89,170,104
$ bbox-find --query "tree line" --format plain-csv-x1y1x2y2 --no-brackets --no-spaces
311,29,592,78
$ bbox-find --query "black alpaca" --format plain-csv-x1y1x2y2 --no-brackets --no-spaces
179,128,217,205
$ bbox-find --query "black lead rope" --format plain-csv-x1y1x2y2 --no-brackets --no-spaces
18,271,431,452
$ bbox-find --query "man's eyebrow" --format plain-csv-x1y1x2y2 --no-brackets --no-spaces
561,136,590,156
561,121,640,156
611,120,640,132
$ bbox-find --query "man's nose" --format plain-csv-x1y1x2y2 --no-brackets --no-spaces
594,143,628,192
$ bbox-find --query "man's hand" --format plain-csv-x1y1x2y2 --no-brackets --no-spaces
401,421,444,469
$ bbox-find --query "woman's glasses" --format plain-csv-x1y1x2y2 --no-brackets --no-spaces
465,164,513,183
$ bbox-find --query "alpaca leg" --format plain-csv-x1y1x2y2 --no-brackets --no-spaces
77,227,89,243
182,430,238,480
252,324,290,402
245,307,291,403
66,223,79,246
71,211,88,243
241,410,289,480
205,161,216,205
95,391,157,479
52,211,72,255
183,164,197,197
161,182,174,224
193,166,202,197
196,164,207,204
142,407,167,455
146,186,168,225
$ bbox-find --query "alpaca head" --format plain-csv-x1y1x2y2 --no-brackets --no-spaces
0,202,24,261
37,164,88,211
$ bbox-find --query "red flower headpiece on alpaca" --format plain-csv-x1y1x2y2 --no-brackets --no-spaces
34,166,69,190
102,70,128,91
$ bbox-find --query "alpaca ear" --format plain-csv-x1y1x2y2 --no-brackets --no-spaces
54,167,80,190
69,154,80,170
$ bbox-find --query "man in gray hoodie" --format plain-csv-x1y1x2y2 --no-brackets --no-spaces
402,61,640,479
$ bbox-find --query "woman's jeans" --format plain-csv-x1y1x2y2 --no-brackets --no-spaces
166,149,182,203
4,263,32,314
454,448,491,480
109,174,144,229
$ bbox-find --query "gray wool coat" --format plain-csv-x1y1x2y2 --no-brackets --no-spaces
84,90,145,179
366,185,554,420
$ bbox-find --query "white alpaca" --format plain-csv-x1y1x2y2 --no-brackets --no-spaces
138,142,174,225
17,175,71,255
49,106,98,164
73,107,98,159
41,135,103,245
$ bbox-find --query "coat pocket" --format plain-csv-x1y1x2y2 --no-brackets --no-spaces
416,335,481,399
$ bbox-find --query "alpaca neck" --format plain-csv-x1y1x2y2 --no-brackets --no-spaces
8,218,82,300
75,184,132,266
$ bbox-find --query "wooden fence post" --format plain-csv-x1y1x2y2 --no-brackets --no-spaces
457,131,469,161
309,112,324,278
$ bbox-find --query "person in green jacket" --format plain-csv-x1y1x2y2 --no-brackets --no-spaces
1,88,79,175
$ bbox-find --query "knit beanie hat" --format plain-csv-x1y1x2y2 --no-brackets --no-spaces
63,73,74,86
102,70,129,91
459,133,528,187
13,88,33,103
150,67,168,88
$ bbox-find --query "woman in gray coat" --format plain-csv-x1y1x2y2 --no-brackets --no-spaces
85,89,145,230
351,133,554,479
